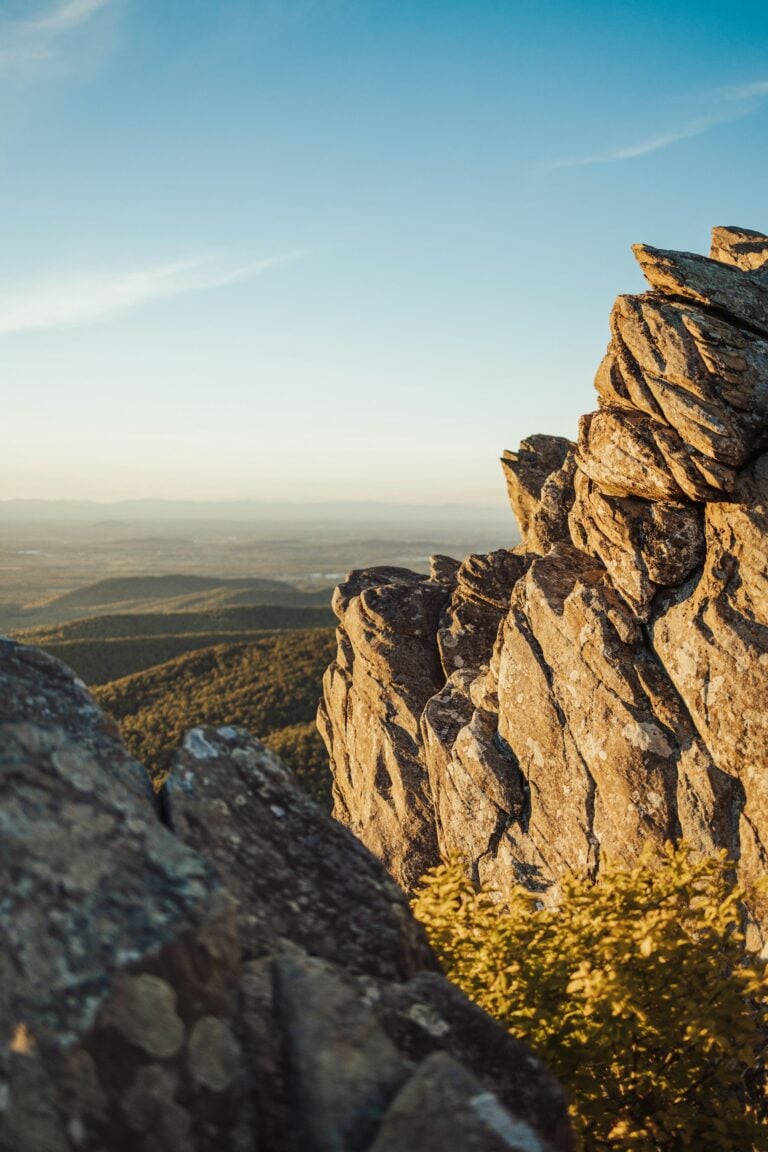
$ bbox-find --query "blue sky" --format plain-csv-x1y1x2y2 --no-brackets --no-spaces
3,0,768,506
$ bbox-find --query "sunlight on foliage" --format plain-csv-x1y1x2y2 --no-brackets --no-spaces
412,845,768,1151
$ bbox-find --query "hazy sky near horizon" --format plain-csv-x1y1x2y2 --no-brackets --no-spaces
3,0,768,506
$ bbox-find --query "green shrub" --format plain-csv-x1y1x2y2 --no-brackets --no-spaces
413,845,768,1151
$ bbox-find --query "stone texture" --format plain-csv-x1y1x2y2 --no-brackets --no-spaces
0,643,575,1151
633,241,768,338
317,566,449,889
576,407,728,502
369,970,573,1149
368,1052,544,1152
527,448,578,554
422,671,525,882
321,224,768,945
710,225,768,270
500,436,573,542
274,952,408,1152
163,729,574,1152
0,638,154,806
0,653,253,1152
594,291,768,474
651,451,768,933
568,468,704,618
163,725,436,981
437,550,527,676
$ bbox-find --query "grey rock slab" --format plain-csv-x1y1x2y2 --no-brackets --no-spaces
369,972,574,1152
0,638,153,805
163,725,436,980
368,1052,555,1152
273,952,409,1152
0,720,251,1152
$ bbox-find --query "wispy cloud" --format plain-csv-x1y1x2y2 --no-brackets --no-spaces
0,0,113,73
547,79,768,170
0,254,294,334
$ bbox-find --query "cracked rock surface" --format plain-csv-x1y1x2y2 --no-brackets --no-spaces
0,641,572,1151
320,226,768,947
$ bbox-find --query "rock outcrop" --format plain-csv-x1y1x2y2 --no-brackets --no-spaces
320,226,768,946
0,639,572,1151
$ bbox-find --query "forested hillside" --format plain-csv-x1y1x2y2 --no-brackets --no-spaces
93,628,336,806
16,605,334,684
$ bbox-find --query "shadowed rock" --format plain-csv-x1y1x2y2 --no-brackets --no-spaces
0,638,154,805
0,644,575,1151
163,728,575,1152
163,725,435,982
0,647,253,1152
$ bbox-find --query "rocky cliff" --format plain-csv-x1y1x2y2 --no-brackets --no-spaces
0,639,571,1151
319,225,768,947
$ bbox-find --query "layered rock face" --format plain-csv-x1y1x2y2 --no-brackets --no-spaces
0,639,572,1151
320,225,768,944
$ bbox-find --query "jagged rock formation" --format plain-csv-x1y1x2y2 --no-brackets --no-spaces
320,226,768,946
0,638,572,1151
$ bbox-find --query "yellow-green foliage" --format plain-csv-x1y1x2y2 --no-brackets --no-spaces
413,846,768,1151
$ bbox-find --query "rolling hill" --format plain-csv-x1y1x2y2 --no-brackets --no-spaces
93,628,336,806
10,573,332,631
14,604,335,684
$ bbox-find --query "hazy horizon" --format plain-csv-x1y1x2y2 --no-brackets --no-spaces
0,495,515,521
4,0,768,503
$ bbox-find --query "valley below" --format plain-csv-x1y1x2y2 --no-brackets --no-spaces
1,510,514,808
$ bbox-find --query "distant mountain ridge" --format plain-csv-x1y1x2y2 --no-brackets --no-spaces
35,573,293,605
0,498,512,523
5,573,333,633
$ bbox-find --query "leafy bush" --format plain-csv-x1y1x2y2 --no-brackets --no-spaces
413,846,768,1151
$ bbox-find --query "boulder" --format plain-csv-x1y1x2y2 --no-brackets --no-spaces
0,643,575,1151
163,728,575,1152
163,725,435,981
0,643,252,1152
